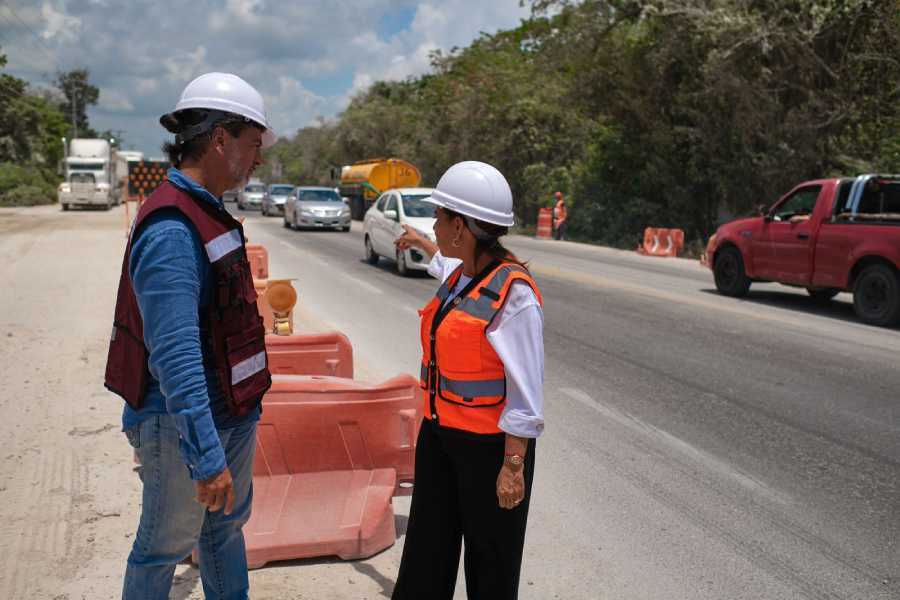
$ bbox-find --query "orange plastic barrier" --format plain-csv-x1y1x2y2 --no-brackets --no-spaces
246,243,269,279
265,331,353,378
637,227,684,257
254,279,275,332
244,374,421,567
536,207,553,239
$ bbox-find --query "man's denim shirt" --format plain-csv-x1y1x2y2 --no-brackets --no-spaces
122,168,259,480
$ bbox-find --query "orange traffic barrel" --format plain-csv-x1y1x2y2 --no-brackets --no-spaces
536,207,553,239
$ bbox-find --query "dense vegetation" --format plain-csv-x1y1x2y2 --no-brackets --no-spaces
260,0,900,249
0,49,102,206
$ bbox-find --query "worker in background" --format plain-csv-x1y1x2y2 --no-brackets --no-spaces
392,161,545,600
553,191,568,240
104,72,276,600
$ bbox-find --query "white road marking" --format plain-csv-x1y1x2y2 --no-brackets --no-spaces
559,386,791,505
276,239,329,267
340,273,384,295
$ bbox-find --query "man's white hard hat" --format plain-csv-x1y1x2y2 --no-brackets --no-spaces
425,161,515,227
168,72,276,148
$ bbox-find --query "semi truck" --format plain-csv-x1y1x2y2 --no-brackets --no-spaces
338,158,421,220
706,174,900,326
58,138,115,210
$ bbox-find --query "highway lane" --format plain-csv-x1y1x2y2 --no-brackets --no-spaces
243,208,899,600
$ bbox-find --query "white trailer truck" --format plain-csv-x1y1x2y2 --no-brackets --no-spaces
58,138,115,210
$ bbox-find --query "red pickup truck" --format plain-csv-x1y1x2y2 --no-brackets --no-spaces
706,174,900,326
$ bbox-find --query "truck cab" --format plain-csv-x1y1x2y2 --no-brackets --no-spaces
58,138,115,211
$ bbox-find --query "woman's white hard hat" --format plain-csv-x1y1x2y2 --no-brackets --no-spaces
168,72,276,148
425,161,515,227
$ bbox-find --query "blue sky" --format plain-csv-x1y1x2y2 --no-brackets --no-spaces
0,0,531,156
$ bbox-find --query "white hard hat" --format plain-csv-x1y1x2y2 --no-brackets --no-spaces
167,72,276,148
425,161,515,227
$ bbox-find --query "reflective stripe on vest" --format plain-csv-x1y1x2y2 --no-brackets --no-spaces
231,350,267,385
419,262,542,434
205,229,243,262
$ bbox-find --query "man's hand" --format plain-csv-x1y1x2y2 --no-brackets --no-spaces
496,464,526,510
195,467,235,514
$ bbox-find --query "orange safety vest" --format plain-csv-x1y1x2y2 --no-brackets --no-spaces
419,261,543,435
554,200,567,224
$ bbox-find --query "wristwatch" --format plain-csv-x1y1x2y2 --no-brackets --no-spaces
504,454,524,470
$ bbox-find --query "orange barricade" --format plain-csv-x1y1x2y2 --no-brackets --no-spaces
637,227,684,257
254,279,275,332
246,243,269,279
266,331,353,378
536,207,553,239
244,374,422,567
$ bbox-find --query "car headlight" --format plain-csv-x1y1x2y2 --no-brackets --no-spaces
96,183,110,191
59,183,71,193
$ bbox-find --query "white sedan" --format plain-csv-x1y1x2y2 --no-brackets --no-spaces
363,187,436,275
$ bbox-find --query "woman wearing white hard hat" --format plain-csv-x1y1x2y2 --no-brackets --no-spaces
392,161,545,599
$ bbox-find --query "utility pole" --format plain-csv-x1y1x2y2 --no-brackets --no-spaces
69,82,79,138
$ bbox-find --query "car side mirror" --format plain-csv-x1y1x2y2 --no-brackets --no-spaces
384,209,399,221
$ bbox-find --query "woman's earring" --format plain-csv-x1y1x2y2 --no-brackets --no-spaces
452,237,462,248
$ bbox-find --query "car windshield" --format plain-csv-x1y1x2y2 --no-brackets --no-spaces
402,195,436,217
269,185,294,195
245,185,265,193
299,189,342,202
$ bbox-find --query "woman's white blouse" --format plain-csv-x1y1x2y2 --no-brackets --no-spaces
427,252,545,438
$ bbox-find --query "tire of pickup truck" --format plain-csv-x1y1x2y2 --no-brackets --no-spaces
852,264,900,326
807,287,839,302
713,247,751,297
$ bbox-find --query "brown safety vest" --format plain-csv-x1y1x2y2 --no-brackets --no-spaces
104,181,271,416
419,261,543,435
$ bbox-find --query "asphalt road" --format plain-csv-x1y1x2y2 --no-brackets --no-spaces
242,206,899,600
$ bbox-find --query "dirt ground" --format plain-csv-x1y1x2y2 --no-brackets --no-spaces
0,204,406,600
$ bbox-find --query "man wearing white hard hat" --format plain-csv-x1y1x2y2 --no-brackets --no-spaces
392,161,545,599
105,72,275,599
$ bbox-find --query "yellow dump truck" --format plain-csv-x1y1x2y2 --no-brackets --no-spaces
339,158,421,220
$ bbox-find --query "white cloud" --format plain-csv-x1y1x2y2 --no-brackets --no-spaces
41,1,81,43
2,0,531,155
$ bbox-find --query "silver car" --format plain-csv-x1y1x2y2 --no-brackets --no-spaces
284,186,351,231
237,182,266,210
262,184,294,216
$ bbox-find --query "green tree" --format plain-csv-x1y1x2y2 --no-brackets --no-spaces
54,68,100,139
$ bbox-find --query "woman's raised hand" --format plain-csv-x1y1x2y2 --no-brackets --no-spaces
395,225,425,250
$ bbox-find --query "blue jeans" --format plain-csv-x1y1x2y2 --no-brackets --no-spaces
122,415,257,600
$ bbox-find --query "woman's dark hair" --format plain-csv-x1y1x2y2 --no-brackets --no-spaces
443,208,529,270
160,109,263,167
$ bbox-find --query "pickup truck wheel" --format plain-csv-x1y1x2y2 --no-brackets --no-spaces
364,236,379,265
713,247,751,297
807,288,839,302
853,265,900,326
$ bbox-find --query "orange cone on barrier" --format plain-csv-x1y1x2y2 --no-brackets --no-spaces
536,207,553,239
246,243,269,279
245,374,421,567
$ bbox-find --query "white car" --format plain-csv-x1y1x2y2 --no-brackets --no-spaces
363,187,436,275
